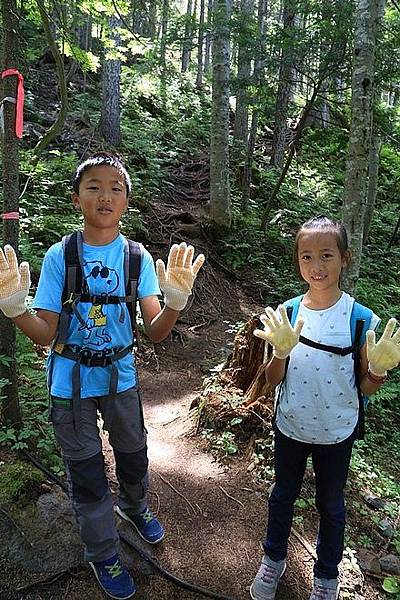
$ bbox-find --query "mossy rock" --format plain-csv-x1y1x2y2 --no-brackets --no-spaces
0,459,45,507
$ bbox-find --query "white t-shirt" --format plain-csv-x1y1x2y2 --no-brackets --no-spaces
275,292,380,444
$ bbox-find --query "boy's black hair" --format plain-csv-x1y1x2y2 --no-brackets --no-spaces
73,152,132,195
293,215,351,276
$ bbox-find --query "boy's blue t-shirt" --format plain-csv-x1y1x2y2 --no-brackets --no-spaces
32,233,160,399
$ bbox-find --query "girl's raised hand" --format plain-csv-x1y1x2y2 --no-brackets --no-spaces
366,318,400,376
156,242,205,312
254,304,304,359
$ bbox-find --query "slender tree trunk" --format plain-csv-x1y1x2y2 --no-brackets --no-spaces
233,0,254,148
342,0,385,293
242,0,266,211
363,133,381,245
196,0,206,87
204,0,213,72
182,0,193,72
148,2,157,40
210,0,232,233
99,16,121,146
270,0,297,169
1,0,21,426
160,0,169,79
33,0,69,160
261,84,321,229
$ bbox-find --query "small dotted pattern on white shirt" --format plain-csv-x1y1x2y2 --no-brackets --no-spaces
275,292,380,445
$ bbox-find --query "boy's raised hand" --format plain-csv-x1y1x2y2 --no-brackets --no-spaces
254,304,304,359
0,245,31,318
156,242,205,312
366,318,400,376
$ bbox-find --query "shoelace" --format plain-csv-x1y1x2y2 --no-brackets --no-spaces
261,564,279,584
105,560,123,579
140,508,154,524
313,584,335,599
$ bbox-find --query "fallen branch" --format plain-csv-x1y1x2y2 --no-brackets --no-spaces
0,507,34,548
157,473,197,515
219,485,244,508
291,527,317,559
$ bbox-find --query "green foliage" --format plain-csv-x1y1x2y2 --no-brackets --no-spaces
382,576,400,596
0,334,64,476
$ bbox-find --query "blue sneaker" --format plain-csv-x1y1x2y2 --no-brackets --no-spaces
115,505,165,544
89,554,136,599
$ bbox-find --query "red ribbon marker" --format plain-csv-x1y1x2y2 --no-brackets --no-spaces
2,212,20,220
1,69,24,138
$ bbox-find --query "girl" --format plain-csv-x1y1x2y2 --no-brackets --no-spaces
250,216,400,600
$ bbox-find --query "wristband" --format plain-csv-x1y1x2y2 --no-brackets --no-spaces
367,369,387,384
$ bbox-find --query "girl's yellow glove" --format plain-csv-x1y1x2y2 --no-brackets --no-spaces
156,242,205,312
254,304,304,360
366,318,400,377
0,245,31,318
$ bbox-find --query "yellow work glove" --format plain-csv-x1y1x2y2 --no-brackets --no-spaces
0,245,31,318
254,304,305,360
156,242,205,312
366,318,400,377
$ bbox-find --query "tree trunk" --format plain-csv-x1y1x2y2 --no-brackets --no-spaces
33,0,69,160
342,0,385,293
196,0,206,87
99,15,122,147
148,2,157,40
363,133,381,245
233,0,255,148
270,0,296,169
209,0,232,233
204,0,213,72
160,0,169,79
242,0,266,211
1,0,21,426
182,0,194,72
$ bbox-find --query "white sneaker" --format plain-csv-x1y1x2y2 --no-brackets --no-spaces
309,577,339,600
250,555,286,600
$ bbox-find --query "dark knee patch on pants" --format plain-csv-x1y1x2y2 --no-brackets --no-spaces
114,447,148,484
68,452,108,504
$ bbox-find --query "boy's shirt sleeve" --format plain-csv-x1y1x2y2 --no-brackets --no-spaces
31,243,65,314
137,245,161,299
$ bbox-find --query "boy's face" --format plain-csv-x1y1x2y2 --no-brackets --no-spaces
72,165,129,232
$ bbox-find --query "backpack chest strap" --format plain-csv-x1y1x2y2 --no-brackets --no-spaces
298,335,354,356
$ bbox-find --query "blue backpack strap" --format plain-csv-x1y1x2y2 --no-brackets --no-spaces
124,238,141,344
350,301,373,348
284,295,303,325
350,301,373,439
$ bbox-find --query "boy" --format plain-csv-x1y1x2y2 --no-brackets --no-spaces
0,153,205,599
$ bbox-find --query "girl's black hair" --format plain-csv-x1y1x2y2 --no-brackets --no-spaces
294,215,350,275
73,152,132,195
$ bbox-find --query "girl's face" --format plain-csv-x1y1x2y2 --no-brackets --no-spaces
297,230,349,293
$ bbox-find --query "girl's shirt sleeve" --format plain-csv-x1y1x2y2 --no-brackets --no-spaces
31,243,65,313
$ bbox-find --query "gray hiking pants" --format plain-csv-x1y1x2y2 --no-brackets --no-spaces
50,386,149,562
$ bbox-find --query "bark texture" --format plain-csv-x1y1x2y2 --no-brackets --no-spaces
1,0,21,425
99,15,122,147
209,0,232,232
342,0,385,292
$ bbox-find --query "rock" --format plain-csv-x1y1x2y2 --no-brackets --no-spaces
363,493,386,510
356,549,381,574
6,486,83,573
378,519,395,538
380,554,400,575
